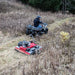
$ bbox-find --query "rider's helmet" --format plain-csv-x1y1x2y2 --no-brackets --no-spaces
37,16,41,19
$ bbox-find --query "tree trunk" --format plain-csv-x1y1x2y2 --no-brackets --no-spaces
62,0,66,14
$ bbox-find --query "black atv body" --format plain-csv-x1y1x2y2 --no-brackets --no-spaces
25,23,48,36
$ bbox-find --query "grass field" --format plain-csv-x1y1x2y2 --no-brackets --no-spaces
0,0,75,75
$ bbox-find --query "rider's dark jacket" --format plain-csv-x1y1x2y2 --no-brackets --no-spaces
34,18,43,27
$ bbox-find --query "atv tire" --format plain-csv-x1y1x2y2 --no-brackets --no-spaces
38,32,43,36
26,29,30,35
32,31,36,36
44,28,48,34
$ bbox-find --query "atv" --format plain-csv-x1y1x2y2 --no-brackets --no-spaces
15,41,42,55
25,23,48,36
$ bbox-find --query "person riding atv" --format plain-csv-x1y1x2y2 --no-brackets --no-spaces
34,16,43,28
25,16,48,36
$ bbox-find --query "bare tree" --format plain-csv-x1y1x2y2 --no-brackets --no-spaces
62,0,67,14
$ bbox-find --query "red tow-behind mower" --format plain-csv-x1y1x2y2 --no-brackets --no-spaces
15,41,42,55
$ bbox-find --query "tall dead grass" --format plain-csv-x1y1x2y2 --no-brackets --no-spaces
0,0,75,75
0,22,75,75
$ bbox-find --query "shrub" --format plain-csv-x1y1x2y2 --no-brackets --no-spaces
21,0,29,4
29,0,61,12
20,0,75,13
60,31,70,43
68,0,75,14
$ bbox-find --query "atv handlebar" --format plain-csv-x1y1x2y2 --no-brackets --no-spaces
42,23,48,26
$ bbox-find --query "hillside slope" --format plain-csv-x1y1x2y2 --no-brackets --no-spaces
0,0,73,35
0,17,75,75
0,0,75,75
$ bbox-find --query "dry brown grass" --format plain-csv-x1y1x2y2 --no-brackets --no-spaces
24,18,75,75
0,0,75,75
0,19,75,75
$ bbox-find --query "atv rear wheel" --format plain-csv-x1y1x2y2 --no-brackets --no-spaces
25,29,30,35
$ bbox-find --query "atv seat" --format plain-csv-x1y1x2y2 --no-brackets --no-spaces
32,26,42,31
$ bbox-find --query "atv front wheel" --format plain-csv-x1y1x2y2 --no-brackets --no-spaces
37,32,43,36
44,28,48,34
32,31,36,36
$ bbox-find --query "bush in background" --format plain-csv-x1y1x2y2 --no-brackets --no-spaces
68,0,75,14
21,0,75,14
28,0,61,12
